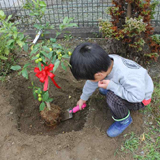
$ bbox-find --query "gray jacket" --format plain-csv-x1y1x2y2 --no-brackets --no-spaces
80,54,154,103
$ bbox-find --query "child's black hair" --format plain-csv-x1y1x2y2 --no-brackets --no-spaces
70,42,112,80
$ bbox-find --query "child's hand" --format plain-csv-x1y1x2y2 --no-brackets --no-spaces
98,80,110,89
77,99,86,110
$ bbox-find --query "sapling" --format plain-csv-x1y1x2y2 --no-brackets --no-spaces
11,0,77,125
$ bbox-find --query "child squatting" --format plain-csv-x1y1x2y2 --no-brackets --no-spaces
70,42,154,138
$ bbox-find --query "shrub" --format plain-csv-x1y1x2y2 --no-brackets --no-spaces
99,0,159,62
0,10,27,77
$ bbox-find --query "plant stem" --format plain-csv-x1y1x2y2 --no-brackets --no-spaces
45,78,51,111
46,102,51,110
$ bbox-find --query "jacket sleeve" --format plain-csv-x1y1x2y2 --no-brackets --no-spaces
107,75,145,103
80,80,98,101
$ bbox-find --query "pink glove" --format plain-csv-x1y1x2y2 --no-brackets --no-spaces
69,103,87,113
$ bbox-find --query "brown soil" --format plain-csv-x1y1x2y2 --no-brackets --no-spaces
0,38,159,160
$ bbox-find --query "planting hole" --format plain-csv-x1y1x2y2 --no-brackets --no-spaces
11,69,89,136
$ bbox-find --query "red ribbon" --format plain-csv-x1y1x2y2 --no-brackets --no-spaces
34,64,61,91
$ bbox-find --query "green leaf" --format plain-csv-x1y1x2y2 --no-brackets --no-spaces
59,24,65,30
66,23,77,28
62,54,70,58
18,70,22,75
33,90,37,99
4,48,10,55
23,63,32,68
63,17,73,25
48,51,53,59
56,32,61,37
18,33,24,40
38,88,42,94
50,38,56,43
43,31,50,34
12,26,17,32
45,98,53,103
7,39,14,46
63,17,69,24
53,60,60,72
30,12,39,16
41,51,50,59
30,48,39,56
17,40,25,47
34,43,41,49
0,10,6,20
23,43,28,52
31,56,37,60
39,102,46,111
11,65,21,70
42,91,49,101
39,1,46,7
52,43,60,49
23,3,32,9
13,33,17,39
41,55,46,63
22,68,28,79
64,60,71,67
34,24,44,30
0,56,7,60
61,61,67,70
43,46,50,51
51,55,56,64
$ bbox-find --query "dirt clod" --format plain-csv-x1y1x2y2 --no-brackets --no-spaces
40,104,61,127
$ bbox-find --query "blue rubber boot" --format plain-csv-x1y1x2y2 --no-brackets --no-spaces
107,112,132,137
99,88,109,95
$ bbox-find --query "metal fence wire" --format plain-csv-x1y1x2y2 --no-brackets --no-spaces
0,0,160,30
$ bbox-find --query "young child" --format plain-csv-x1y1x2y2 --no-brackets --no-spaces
70,42,154,138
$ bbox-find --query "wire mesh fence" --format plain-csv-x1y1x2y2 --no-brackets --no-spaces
0,0,160,31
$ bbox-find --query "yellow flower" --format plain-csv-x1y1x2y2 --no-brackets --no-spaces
50,48,52,51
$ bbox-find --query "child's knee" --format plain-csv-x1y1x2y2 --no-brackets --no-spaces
106,91,122,106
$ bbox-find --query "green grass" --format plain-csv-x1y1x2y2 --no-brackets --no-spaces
120,129,160,160
119,77,160,160
121,132,140,153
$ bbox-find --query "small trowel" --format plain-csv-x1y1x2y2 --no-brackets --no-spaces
61,103,87,121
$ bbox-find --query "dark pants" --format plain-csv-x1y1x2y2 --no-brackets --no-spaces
106,91,144,119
